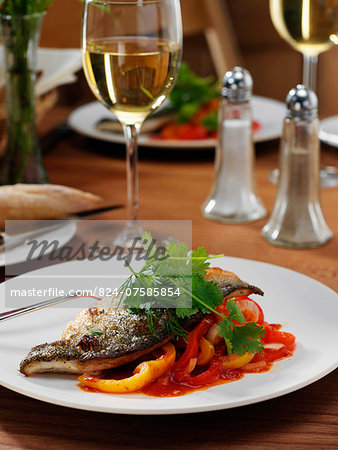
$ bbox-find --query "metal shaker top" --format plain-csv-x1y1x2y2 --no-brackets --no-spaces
286,84,318,121
222,66,252,102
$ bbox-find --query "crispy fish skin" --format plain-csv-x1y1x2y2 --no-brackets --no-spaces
20,268,264,376
205,268,263,299
20,309,170,376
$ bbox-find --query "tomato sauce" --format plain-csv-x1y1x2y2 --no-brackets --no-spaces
79,351,295,397
142,368,243,397
79,365,244,397
79,322,296,397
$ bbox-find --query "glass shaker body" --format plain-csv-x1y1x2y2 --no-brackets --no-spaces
202,99,266,223
262,117,333,248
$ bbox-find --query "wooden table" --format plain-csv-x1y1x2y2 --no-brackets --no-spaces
1,106,337,449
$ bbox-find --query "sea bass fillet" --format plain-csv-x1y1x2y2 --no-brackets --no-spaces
20,269,263,376
20,309,171,376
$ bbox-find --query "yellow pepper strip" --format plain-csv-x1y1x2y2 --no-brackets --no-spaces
197,337,215,366
220,352,255,369
78,343,176,393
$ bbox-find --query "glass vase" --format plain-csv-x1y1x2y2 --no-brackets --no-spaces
0,13,48,184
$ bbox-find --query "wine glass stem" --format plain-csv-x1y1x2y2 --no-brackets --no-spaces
303,54,318,92
122,123,141,222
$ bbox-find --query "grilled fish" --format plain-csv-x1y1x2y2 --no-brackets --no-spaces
20,269,263,376
205,268,264,298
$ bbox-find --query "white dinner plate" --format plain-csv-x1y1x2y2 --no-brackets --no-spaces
68,96,286,149
0,221,77,267
0,256,337,414
319,115,338,148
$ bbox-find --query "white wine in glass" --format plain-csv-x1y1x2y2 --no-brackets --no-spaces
84,38,180,125
270,1,338,54
269,0,338,187
82,1,182,245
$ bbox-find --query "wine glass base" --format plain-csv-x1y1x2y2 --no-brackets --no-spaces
113,222,144,249
269,166,338,188
113,223,173,250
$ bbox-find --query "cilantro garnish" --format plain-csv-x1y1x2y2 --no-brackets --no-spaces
220,322,265,356
201,110,218,131
169,63,220,124
118,232,265,355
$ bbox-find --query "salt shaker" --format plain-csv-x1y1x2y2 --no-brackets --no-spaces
262,85,333,248
202,66,266,223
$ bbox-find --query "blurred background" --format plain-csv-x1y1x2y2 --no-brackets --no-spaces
40,0,338,117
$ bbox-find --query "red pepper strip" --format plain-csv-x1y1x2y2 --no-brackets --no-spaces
174,315,214,370
251,343,295,363
263,325,296,345
173,358,221,387
263,344,295,362
268,323,282,330
215,296,264,325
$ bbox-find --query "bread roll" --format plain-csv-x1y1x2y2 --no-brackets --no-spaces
0,184,102,228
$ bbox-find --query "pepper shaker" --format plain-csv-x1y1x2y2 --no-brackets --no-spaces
262,85,333,248
202,66,266,223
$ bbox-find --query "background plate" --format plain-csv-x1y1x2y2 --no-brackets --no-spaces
319,115,338,148
68,96,286,149
0,221,76,267
0,257,337,414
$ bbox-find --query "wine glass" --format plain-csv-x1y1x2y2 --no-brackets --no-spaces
269,0,338,187
82,0,182,245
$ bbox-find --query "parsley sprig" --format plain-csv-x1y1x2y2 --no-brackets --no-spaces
169,63,220,124
119,232,265,356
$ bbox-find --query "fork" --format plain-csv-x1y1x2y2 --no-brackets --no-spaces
0,294,101,322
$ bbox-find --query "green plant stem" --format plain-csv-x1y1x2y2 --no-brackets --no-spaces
165,254,224,261
0,12,48,183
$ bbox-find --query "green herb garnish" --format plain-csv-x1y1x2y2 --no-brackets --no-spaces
169,63,220,124
119,232,265,356
201,110,218,131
